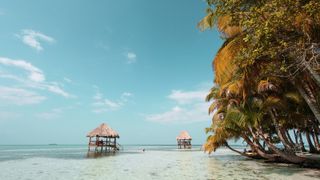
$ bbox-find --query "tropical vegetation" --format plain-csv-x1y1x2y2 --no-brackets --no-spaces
199,0,320,167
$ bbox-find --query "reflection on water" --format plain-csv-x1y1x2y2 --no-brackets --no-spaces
86,151,117,158
0,145,319,180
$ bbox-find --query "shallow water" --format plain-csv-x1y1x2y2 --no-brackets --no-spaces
0,145,319,180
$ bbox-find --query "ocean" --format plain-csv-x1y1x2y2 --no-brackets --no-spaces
0,145,319,180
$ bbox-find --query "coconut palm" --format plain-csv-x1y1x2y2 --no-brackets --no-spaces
201,0,320,167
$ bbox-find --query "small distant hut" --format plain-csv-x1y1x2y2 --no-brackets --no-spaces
87,123,120,152
176,131,192,149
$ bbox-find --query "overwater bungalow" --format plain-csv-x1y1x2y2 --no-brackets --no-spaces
87,123,120,152
177,131,192,149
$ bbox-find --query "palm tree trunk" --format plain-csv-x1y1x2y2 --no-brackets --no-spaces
269,110,294,150
258,129,308,164
293,129,299,144
241,135,279,161
306,64,320,88
306,131,317,153
311,131,320,151
248,126,265,150
295,83,320,123
298,130,307,152
314,125,320,149
280,128,295,148
314,126,320,147
263,141,266,150
316,135,320,150
224,142,259,159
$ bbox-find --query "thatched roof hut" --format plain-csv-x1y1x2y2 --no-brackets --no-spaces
176,130,192,149
87,123,120,152
87,123,119,138
176,130,192,140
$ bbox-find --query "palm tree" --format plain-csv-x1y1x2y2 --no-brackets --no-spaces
201,0,320,167
199,0,320,123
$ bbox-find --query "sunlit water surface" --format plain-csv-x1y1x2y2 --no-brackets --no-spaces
0,145,319,180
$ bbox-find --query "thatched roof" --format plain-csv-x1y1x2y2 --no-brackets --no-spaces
176,130,192,140
87,123,119,138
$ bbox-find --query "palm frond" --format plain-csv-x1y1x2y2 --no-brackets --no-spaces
198,9,215,31
217,15,242,38
284,92,303,104
214,36,243,85
262,96,286,110
206,87,219,102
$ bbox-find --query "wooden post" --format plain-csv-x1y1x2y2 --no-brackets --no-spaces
107,137,109,152
88,137,92,151
104,137,106,152
108,137,110,152
102,137,105,152
96,136,99,152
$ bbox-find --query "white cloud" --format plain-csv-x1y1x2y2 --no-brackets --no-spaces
0,57,45,82
93,92,103,100
146,106,184,123
92,90,133,113
122,92,132,97
120,92,132,102
0,57,73,99
145,87,211,124
36,106,74,120
46,85,70,98
92,95,122,113
63,77,72,83
126,52,137,64
168,90,207,104
145,103,209,124
17,29,55,51
0,86,46,105
105,99,121,109
36,109,61,120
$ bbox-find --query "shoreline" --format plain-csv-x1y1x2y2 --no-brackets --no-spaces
0,146,319,180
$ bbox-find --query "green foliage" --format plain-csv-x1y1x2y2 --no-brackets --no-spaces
201,0,320,154
199,0,320,72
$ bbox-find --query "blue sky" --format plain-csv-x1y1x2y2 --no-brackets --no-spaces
0,0,223,145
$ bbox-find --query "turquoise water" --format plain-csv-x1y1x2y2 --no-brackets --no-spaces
0,145,319,180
